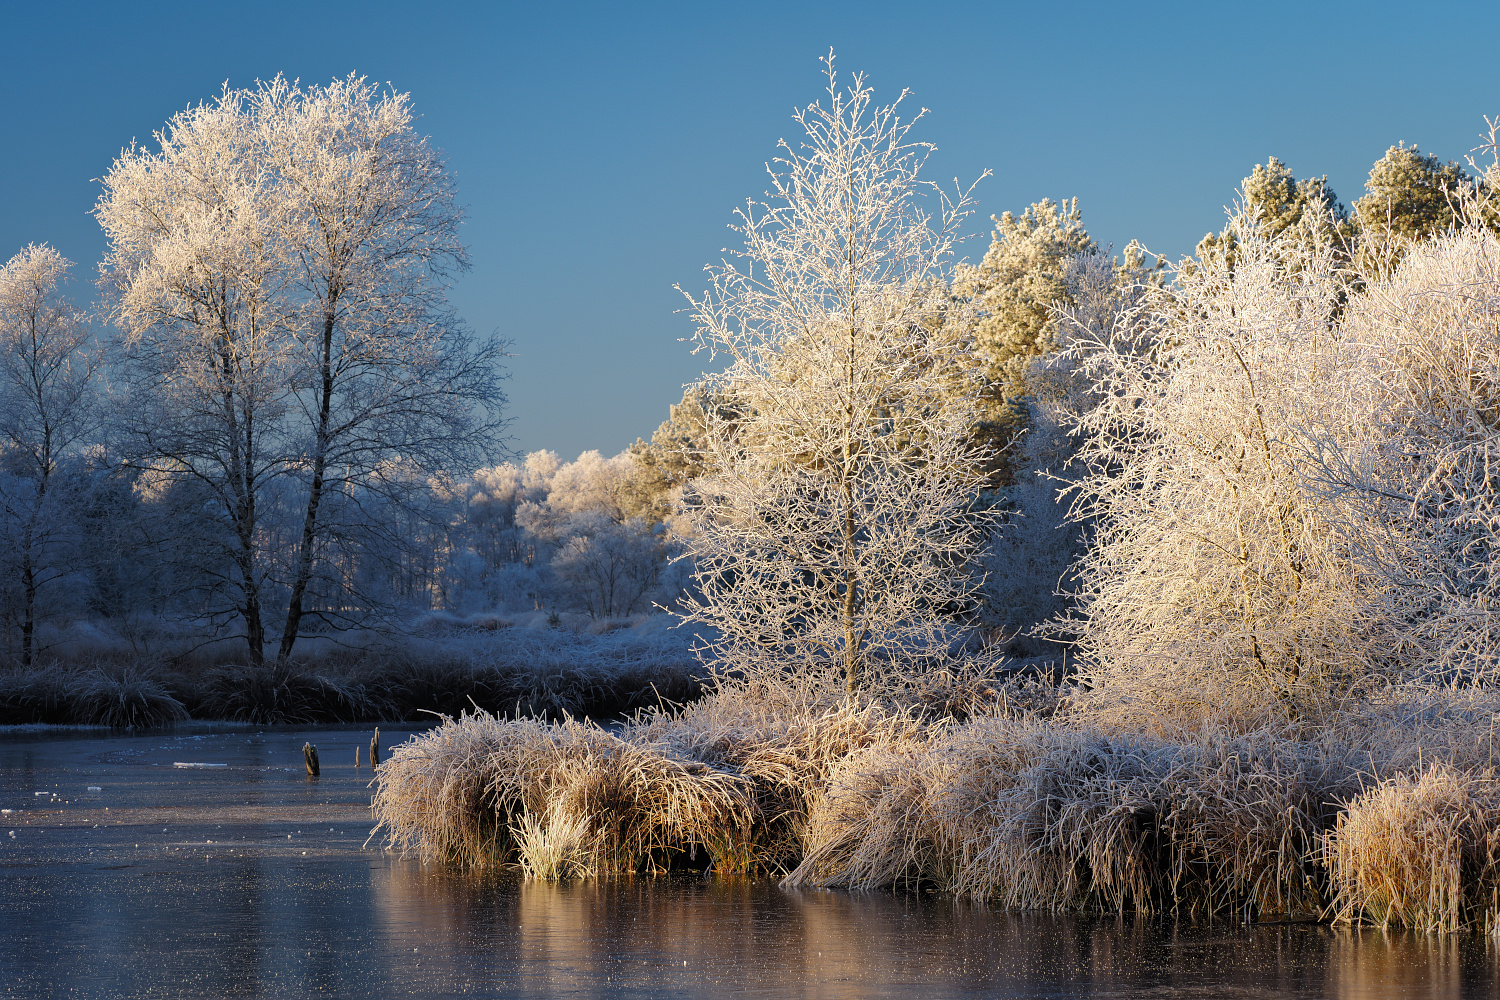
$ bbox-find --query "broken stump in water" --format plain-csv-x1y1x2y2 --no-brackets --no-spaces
354,744,361,769
303,742,320,777
370,729,380,768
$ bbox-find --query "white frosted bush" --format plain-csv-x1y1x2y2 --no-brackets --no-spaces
1063,216,1386,721
1312,223,1500,679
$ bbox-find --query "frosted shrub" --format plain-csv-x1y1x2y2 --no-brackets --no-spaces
549,514,666,618
442,448,682,618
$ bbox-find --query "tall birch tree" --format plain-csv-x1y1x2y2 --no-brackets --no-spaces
96,91,293,665
677,54,992,696
252,76,503,660
97,77,505,665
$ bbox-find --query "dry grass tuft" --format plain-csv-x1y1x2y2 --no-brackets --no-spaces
1324,764,1500,933
633,689,931,872
0,663,188,728
369,708,535,866
371,704,760,872
512,805,597,879
371,688,928,876
196,663,375,724
72,669,188,728
786,719,1353,920
494,718,758,873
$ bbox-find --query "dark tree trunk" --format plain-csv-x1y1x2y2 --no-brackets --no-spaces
279,308,337,663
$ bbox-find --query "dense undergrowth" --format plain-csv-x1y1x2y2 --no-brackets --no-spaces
368,678,1500,935
0,625,704,727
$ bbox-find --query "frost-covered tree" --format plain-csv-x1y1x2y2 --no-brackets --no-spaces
1310,219,1500,680
251,76,506,659
0,245,103,663
1354,143,1473,245
96,77,505,664
1197,157,1351,267
676,54,993,695
96,90,294,664
951,198,1096,479
549,513,666,619
628,385,742,523
1062,216,1386,722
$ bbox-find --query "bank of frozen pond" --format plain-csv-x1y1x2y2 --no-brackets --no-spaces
7,724,1500,999
0,621,705,728
372,683,1500,937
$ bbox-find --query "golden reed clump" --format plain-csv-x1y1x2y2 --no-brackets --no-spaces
1324,764,1500,934
369,692,923,876
784,718,1351,921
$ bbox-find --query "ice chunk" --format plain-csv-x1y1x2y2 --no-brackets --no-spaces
173,763,226,768
87,786,102,792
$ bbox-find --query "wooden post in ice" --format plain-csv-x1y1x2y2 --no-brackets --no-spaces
370,729,381,768
303,742,320,777
354,744,361,769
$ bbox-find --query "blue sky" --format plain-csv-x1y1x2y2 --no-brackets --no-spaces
3,1,1497,461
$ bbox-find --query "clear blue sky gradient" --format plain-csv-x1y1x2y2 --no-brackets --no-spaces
3,1,1497,461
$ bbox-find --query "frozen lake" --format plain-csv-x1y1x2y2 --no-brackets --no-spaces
3,725,1499,998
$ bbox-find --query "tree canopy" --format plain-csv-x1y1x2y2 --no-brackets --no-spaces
1197,157,1351,266
1353,143,1474,242
953,198,1096,481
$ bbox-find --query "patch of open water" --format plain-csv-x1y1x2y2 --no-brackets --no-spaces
2,725,1499,998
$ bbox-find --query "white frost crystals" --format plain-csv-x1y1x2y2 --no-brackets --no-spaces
1058,216,1378,723
1311,219,1500,682
674,53,993,697
93,75,507,667
1058,184,1500,724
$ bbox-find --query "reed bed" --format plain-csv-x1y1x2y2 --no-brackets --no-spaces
1323,764,1500,934
371,708,761,872
0,663,188,727
786,720,1359,920
370,677,1500,933
368,709,547,866
370,694,925,876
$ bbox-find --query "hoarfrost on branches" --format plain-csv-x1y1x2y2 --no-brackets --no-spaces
676,52,993,696
1311,216,1500,680
1060,215,1387,722
0,246,103,663
95,76,506,665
